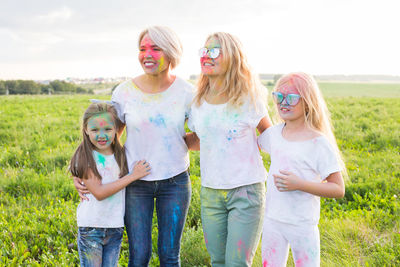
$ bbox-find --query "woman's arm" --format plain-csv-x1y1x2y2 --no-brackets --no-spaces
85,160,151,201
273,170,345,198
257,116,273,134
185,132,200,151
73,177,90,201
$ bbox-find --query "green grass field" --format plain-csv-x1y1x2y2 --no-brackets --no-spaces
0,82,399,266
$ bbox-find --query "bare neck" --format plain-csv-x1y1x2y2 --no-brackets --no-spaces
206,76,228,104
135,70,176,94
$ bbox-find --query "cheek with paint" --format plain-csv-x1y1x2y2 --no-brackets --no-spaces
87,114,115,146
139,48,162,61
139,46,164,71
157,56,165,72
200,57,217,75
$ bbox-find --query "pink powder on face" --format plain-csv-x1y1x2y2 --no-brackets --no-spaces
263,260,269,267
278,85,300,95
139,35,162,61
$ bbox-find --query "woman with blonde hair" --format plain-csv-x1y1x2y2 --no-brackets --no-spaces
258,72,346,266
74,26,194,267
188,32,272,266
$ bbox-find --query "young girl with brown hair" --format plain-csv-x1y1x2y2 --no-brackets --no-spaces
70,102,150,266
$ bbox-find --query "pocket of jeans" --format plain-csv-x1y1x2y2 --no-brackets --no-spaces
246,183,266,208
79,227,97,236
171,171,190,186
116,227,124,235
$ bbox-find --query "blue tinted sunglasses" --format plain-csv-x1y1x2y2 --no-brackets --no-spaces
199,47,221,59
272,92,301,106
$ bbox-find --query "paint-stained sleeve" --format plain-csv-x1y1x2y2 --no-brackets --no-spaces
184,82,195,121
111,84,126,124
257,127,272,154
187,105,195,133
248,98,268,128
316,137,342,180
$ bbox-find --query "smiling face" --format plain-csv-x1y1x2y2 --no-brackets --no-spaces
138,34,170,75
200,37,226,77
85,112,116,155
276,85,305,122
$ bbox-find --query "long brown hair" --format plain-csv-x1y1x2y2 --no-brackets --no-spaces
69,103,128,180
194,32,266,108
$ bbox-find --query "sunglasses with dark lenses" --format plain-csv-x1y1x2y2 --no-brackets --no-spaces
199,47,221,59
272,92,301,106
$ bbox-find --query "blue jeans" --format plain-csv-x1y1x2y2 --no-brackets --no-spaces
125,170,191,267
77,227,124,267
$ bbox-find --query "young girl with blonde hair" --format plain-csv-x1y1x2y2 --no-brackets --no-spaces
188,32,272,266
258,72,346,267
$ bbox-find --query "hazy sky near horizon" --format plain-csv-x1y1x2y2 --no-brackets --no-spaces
1,0,399,80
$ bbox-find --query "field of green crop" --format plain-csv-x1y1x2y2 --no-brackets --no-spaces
1,82,399,266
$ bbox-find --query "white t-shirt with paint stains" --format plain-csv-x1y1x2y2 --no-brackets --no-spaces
188,98,268,189
77,151,125,227
258,123,342,226
112,77,194,181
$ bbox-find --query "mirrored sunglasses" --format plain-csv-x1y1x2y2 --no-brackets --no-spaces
198,47,221,59
272,92,301,106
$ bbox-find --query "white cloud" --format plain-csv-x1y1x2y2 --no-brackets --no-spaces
0,0,399,79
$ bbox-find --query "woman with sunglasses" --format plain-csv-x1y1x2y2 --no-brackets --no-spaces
258,72,346,267
188,32,272,266
73,26,194,267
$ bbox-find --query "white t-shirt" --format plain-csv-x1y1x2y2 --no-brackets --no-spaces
111,77,194,181
258,123,342,226
188,98,268,189
77,151,125,228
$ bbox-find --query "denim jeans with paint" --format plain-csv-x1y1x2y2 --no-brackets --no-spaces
77,227,124,267
201,182,265,267
125,170,191,267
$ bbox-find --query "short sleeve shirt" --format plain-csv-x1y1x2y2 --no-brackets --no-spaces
258,123,342,225
111,77,194,181
77,151,125,228
188,98,268,189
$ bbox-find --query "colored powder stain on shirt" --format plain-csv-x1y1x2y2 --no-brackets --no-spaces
149,114,166,127
263,260,269,267
95,153,107,167
226,129,238,141
163,135,173,151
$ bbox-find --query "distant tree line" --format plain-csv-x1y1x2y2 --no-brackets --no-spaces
0,80,94,95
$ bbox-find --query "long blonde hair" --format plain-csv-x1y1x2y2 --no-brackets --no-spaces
194,32,265,108
69,103,128,180
275,72,347,176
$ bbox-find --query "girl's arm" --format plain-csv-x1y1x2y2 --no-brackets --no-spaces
185,132,200,151
257,116,272,134
85,160,151,201
273,170,345,198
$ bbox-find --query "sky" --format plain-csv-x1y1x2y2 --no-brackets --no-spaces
1,0,399,80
